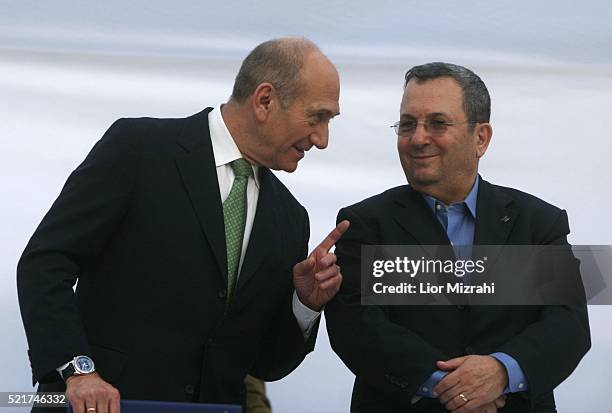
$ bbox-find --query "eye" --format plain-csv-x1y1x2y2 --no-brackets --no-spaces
429,119,449,132
316,112,330,122
399,121,417,132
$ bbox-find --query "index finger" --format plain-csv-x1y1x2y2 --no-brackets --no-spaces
316,220,350,252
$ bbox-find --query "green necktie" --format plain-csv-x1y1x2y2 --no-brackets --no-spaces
223,158,253,303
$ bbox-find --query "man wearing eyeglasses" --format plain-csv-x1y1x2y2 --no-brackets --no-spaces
326,62,590,413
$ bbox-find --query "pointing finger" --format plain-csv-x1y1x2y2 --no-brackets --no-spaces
316,220,350,253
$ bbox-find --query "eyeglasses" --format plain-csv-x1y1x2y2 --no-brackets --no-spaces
390,119,476,137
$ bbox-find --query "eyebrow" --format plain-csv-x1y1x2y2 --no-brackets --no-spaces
400,112,450,120
312,108,340,118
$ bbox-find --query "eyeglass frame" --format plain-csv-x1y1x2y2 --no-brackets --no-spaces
390,119,481,137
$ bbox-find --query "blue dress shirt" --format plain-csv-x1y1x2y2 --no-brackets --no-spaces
415,176,528,398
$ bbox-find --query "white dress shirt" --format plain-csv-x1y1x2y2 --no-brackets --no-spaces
57,106,321,375
209,105,320,338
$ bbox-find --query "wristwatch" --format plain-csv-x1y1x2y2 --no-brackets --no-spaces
60,355,96,382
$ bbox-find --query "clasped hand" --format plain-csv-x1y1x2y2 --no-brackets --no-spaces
434,355,508,413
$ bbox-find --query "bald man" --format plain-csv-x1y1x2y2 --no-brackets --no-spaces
18,37,348,412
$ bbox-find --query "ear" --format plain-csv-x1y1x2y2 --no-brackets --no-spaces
474,123,492,158
251,82,277,122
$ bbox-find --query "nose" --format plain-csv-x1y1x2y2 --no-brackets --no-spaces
310,122,329,149
409,122,431,147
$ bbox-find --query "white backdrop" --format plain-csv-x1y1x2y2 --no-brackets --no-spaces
2,2,611,412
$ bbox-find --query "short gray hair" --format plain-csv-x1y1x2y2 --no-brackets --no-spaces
404,62,491,123
231,38,319,109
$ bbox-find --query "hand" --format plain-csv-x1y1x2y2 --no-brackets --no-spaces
434,355,507,413
293,220,350,311
450,396,506,413
494,395,507,409
65,372,121,413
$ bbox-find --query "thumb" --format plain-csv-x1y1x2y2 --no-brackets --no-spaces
437,356,467,370
294,255,316,277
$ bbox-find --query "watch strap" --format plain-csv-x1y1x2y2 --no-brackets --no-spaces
60,363,77,382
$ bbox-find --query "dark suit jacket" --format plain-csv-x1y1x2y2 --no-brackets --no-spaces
17,107,317,406
325,179,590,413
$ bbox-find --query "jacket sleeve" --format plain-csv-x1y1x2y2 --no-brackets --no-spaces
17,119,141,384
250,207,319,381
496,209,591,403
325,206,449,405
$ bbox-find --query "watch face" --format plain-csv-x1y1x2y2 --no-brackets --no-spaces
74,356,95,374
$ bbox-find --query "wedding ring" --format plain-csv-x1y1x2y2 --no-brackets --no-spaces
458,393,469,403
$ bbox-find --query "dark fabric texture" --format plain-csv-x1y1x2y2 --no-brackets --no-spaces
18,108,318,407
326,180,590,413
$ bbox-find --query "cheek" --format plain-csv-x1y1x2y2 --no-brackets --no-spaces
397,140,414,170
397,137,411,154
270,134,293,154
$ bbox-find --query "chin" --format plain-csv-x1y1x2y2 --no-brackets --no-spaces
282,162,299,173
273,159,299,173
407,170,441,187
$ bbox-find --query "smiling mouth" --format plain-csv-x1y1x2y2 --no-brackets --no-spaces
411,154,438,159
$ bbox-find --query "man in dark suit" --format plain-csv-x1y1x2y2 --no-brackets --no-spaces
17,37,348,413
326,62,590,413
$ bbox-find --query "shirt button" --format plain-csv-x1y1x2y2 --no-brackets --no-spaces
518,383,524,389
184,384,195,395
422,386,429,392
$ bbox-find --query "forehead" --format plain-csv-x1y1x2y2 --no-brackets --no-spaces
400,77,465,118
296,53,340,114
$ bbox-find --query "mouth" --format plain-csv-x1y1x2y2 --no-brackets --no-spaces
410,154,438,160
292,145,306,159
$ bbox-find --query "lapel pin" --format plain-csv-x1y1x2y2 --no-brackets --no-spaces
501,215,510,223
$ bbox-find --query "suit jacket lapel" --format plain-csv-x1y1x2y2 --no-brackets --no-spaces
392,186,455,304
236,168,276,291
473,179,517,246
472,179,518,276
174,108,227,280
393,185,451,248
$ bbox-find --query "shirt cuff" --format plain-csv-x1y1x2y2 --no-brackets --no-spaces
490,352,528,393
415,369,448,399
292,291,321,339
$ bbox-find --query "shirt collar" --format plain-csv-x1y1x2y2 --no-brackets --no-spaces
209,104,260,188
464,175,479,218
421,175,479,218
